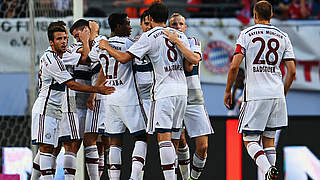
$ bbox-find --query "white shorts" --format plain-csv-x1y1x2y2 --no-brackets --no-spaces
148,96,187,133
85,99,107,134
32,113,59,147
104,104,147,137
172,105,214,139
59,112,80,142
238,98,288,135
142,99,153,134
76,108,87,138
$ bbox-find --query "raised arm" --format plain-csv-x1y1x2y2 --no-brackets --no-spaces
77,26,91,65
163,29,201,65
99,39,134,63
283,60,296,96
224,54,244,109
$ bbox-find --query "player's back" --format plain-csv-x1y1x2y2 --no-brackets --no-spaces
238,24,294,101
129,26,189,101
98,36,139,106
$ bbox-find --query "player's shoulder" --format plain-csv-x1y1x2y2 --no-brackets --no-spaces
188,36,201,46
108,36,127,44
144,26,164,38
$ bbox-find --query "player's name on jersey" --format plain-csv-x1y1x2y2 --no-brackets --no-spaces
110,45,121,50
252,65,275,73
152,31,182,39
248,30,283,39
105,79,124,86
164,64,183,72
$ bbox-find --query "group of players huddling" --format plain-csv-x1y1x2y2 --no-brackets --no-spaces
30,1,296,180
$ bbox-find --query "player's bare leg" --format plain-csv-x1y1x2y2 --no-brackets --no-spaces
64,140,81,180
190,135,208,180
109,136,122,180
38,144,55,180
83,132,100,180
243,134,275,179
158,132,176,180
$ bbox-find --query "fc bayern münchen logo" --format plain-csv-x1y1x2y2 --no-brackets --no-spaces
203,41,233,75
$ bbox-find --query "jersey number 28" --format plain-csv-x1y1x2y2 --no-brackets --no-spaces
252,37,279,65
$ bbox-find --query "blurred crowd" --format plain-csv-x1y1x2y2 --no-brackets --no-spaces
0,0,319,20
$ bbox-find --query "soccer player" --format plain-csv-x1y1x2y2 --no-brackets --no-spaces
31,22,115,180
95,12,148,180
164,13,214,180
84,20,111,179
99,3,196,179
133,10,153,133
224,1,296,180
69,19,107,180
31,21,92,180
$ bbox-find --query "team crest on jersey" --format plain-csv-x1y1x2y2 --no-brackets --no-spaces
203,41,233,75
45,133,51,139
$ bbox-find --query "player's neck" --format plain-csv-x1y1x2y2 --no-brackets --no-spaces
89,33,98,41
255,19,271,25
51,46,63,58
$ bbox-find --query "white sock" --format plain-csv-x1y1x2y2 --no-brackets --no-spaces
64,152,77,180
40,152,54,180
105,148,111,178
31,150,41,180
191,153,206,179
177,145,190,180
85,145,99,180
98,153,105,177
109,146,122,180
264,147,276,166
247,142,271,174
130,141,147,180
159,141,176,180
138,168,144,180
51,154,57,177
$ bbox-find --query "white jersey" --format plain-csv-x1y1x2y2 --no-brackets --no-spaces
237,24,295,101
89,35,105,100
185,37,204,105
98,36,138,106
61,44,82,113
32,49,73,118
128,26,190,100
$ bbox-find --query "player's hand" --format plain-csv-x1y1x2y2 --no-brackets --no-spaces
97,85,115,95
86,93,96,110
224,91,232,109
79,26,90,44
89,21,99,33
99,39,109,50
162,29,179,44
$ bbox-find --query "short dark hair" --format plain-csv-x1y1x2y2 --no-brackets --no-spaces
148,2,168,23
108,12,128,32
47,22,66,42
140,9,149,23
254,1,272,21
70,19,89,33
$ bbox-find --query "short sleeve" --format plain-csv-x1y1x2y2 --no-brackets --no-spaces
189,37,202,57
47,53,73,84
127,33,151,59
63,48,81,65
125,38,135,50
236,31,246,49
283,36,295,60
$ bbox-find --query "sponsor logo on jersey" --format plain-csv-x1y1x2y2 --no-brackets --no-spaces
203,41,233,75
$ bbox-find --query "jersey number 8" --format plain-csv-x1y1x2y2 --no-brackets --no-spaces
165,39,178,62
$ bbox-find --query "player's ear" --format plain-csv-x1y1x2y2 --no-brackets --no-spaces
49,40,54,47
